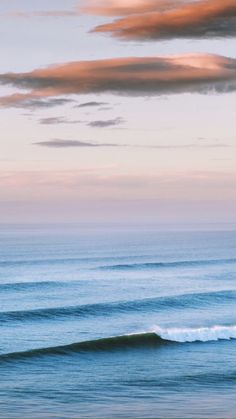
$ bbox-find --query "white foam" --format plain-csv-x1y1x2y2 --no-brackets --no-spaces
154,325,236,343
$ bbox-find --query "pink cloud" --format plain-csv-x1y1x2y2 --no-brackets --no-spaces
0,54,236,107
91,0,236,40
81,0,176,16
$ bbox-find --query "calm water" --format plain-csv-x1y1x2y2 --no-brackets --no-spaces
0,225,236,418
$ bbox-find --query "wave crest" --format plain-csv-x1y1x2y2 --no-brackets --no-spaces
155,325,236,343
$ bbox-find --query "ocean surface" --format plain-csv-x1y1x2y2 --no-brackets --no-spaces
1,224,236,418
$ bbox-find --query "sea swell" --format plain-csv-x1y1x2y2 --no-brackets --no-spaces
0,290,235,323
1,256,235,270
99,258,236,271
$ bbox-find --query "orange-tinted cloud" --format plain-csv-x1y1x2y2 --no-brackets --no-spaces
81,0,176,16
92,0,236,40
0,54,236,107
5,0,180,19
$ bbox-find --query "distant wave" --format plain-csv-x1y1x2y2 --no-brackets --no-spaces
0,281,62,292
0,257,89,267
0,254,136,268
0,290,235,323
1,325,236,362
1,256,235,270
99,258,236,271
0,279,89,292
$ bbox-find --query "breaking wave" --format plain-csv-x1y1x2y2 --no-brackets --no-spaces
0,333,165,362
1,325,236,363
155,324,236,343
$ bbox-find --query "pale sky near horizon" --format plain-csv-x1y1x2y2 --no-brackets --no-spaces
0,0,236,224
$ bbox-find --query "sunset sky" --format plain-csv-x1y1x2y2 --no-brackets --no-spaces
0,0,236,225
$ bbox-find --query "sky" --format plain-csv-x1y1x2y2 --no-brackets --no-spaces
0,0,236,225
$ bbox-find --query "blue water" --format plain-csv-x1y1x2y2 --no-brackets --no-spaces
1,225,236,418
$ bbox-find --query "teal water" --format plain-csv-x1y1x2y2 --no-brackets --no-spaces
0,225,236,418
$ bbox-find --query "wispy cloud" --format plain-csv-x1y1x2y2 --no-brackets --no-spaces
77,101,108,108
2,97,74,110
6,10,77,19
39,116,123,127
149,143,231,150
33,138,230,150
34,139,122,148
39,117,81,125
81,0,174,16
1,54,236,108
4,1,185,20
88,117,125,128
91,0,236,41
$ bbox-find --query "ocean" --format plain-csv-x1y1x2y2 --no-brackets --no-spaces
0,224,236,418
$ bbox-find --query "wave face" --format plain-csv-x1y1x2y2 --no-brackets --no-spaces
0,333,165,362
155,325,236,343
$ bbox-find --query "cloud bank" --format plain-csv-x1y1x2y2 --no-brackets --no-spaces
91,0,236,41
1,169,236,224
0,54,236,107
